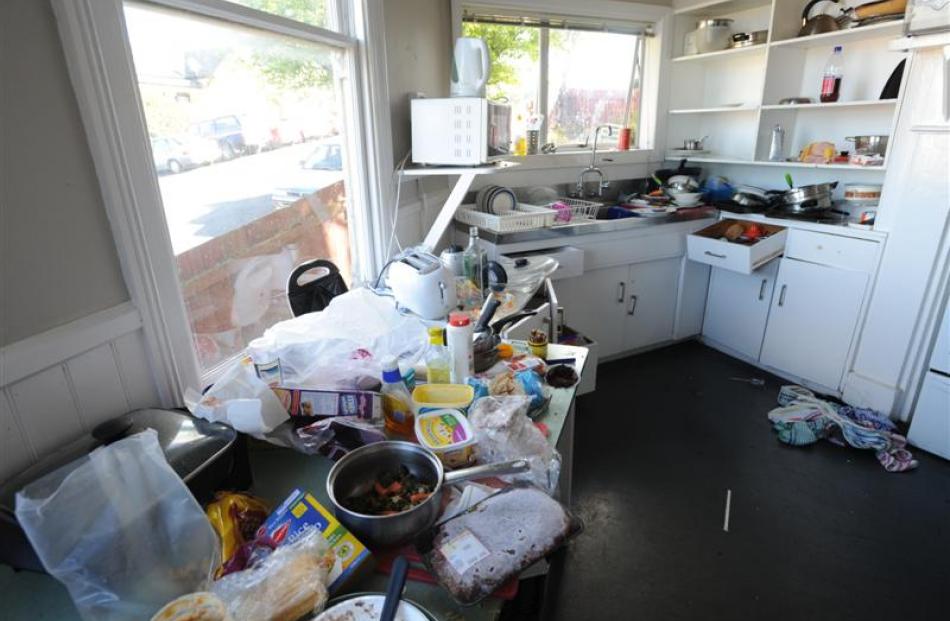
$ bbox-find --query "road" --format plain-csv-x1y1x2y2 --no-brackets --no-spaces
157,141,338,254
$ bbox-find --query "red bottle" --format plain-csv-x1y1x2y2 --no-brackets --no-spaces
820,46,844,103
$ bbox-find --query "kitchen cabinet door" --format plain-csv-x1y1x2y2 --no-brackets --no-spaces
623,258,682,351
703,260,779,360
760,259,868,390
556,265,629,358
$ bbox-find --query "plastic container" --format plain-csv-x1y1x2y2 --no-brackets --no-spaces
843,183,882,206
381,356,415,438
820,46,844,103
414,409,477,468
412,383,475,414
446,312,474,384
454,204,556,233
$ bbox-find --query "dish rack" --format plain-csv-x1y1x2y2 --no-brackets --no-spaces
454,204,556,233
546,197,600,221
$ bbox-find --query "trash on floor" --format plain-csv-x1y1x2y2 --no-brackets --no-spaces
767,385,918,472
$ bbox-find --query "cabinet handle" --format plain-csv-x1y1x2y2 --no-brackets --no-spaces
704,251,727,259
758,279,768,301
616,282,625,303
777,284,787,307
627,294,638,316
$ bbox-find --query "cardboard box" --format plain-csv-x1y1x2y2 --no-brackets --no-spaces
258,488,373,594
272,387,383,419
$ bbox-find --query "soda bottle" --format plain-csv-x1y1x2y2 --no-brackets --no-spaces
820,46,844,103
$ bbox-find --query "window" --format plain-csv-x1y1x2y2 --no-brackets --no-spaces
461,8,649,150
123,1,362,374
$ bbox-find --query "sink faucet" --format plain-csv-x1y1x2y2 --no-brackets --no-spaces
576,125,613,198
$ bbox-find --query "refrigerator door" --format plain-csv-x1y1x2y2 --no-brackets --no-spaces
908,371,950,460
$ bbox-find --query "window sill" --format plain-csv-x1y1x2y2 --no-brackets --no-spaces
499,148,659,171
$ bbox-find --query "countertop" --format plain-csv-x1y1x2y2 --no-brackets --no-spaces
0,344,588,621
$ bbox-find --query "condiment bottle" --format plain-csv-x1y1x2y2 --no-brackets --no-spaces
820,46,844,103
446,312,474,384
425,326,451,384
381,355,414,437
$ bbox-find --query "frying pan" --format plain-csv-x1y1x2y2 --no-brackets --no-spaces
327,441,529,548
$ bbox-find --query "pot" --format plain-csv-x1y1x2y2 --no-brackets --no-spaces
682,136,707,151
730,30,768,48
327,441,529,548
778,181,838,212
695,19,733,53
799,0,842,36
846,135,889,156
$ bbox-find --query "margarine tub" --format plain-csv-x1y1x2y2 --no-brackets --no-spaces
414,409,476,468
411,383,474,414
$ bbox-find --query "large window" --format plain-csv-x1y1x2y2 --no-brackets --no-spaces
461,9,648,150
124,1,361,374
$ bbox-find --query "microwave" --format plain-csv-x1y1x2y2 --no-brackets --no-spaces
410,97,511,166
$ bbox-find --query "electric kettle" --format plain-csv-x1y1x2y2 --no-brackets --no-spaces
450,37,490,97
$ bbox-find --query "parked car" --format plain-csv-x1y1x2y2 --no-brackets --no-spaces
189,115,253,159
151,136,195,174
271,142,344,208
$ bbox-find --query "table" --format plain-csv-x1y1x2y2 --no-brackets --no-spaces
0,343,587,621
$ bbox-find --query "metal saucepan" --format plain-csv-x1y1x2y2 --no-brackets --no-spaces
846,135,889,156
327,441,530,548
778,181,838,213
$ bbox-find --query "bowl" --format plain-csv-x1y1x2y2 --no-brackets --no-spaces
669,191,703,204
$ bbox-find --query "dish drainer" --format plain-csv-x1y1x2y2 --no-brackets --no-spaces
545,197,601,223
454,203,556,233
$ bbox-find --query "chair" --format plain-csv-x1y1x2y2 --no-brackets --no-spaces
286,259,348,316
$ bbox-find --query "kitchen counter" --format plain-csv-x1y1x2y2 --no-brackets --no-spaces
0,344,588,621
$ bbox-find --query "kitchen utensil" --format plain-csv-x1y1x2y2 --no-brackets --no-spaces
326,441,530,548
800,0,842,36
695,18,734,53
846,135,889,156
843,183,883,204
381,556,409,621
387,251,457,320
769,125,786,162
655,159,703,183
778,97,814,105
855,0,908,19
317,594,434,621
880,60,905,99
472,297,535,372
785,173,795,189
778,181,839,213
729,30,768,48
684,29,699,55
450,37,490,97
731,187,771,209
439,245,464,277
668,174,699,189
682,136,708,151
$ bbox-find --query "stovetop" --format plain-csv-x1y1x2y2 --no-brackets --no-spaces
712,201,850,226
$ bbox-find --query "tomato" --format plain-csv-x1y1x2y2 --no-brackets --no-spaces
745,224,764,241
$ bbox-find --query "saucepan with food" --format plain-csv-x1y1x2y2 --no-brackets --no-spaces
327,441,529,548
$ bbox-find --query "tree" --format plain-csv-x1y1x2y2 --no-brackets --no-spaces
461,22,539,98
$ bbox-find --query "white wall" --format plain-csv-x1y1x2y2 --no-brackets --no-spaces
1,0,130,347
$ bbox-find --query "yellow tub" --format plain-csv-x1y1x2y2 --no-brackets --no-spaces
411,383,475,414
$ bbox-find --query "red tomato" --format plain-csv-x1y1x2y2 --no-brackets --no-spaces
745,224,764,241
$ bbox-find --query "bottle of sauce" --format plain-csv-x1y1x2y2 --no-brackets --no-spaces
381,355,414,437
820,46,844,103
446,312,474,384
425,326,451,384
461,226,486,307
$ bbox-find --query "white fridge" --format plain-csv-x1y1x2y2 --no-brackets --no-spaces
909,299,950,459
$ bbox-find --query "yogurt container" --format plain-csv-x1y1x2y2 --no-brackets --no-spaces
414,409,476,468
411,383,474,414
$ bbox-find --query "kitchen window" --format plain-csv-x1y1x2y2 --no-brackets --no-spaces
460,7,651,151
53,0,390,399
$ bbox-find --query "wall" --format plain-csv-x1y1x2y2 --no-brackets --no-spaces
1,0,130,347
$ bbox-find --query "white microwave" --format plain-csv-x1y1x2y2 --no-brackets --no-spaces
410,97,511,166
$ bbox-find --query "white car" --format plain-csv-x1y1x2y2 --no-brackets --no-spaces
271,143,345,208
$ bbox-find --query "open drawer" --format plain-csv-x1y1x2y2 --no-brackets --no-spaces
687,219,787,274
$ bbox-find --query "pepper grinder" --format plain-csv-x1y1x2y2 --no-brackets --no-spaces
768,124,785,162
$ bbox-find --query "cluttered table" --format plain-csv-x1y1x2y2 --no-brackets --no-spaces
0,343,587,621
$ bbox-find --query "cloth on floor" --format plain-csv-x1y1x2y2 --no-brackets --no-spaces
768,386,918,472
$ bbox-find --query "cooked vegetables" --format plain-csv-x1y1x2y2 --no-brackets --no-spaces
343,466,434,516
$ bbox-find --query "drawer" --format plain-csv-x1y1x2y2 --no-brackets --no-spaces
784,230,878,273
506,246,584,280
583,232,684,270
687,219,787,275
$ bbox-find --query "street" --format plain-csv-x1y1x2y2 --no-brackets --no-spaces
157,141,341,254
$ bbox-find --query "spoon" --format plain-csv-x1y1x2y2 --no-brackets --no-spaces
380,555,409,621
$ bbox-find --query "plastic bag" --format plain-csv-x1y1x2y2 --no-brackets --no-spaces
467,396,561,494
206,492,270,573
185,359,289,438
15,430,219,621
245,288,428,390
210,529,332,621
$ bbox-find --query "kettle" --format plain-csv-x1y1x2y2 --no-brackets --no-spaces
450,37,490,98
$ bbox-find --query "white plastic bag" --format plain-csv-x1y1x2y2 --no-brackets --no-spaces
185,359,289,437
467,396,562,494
245,288,428,389
15,430,219,621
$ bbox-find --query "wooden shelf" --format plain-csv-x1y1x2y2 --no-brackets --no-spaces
673,0,772,17
669,105,759,114
770,21,904,49
663,154,887,172
761,99,898,111
672,43,767,63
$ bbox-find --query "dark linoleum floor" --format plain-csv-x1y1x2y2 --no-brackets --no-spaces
548,341,950,621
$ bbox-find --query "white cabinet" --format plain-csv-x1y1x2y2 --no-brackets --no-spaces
703,260,779,360
760,258,868,390
623,258,681,351
556,265,629,358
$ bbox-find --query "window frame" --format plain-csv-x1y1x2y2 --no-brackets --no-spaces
51,0,395,400
450,0,672,165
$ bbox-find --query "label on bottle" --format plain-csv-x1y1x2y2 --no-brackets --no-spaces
820,76,838,99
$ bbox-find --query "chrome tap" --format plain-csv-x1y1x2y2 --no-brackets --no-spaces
576,125,613,198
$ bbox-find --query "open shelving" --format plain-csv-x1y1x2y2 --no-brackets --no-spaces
667,0,907,193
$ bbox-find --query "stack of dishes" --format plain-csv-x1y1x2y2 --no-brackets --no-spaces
475,185,518,215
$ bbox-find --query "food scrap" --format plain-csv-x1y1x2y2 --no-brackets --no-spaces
342,466,434,516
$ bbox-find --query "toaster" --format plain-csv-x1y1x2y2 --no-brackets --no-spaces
387,250,457,320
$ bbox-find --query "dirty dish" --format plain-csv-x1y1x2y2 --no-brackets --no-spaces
545,365,578,388
315,594,432,621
